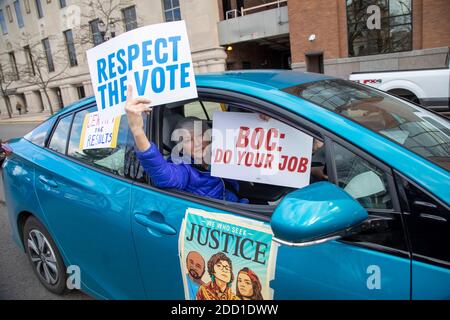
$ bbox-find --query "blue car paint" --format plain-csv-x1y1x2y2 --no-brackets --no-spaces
2,70,448,299
412,260,450,299
271,182,368,242
130,181,410,299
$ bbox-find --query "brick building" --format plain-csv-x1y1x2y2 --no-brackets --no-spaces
218,0,450,78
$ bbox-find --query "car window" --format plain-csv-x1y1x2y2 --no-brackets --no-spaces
159,101,325,206
67,106,131,176
48,115,73,154
283,79,450,172
24,117,57,147
397,174,450,265
184,100,223,120
333,143,393,210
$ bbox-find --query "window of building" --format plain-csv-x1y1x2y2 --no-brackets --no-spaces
24,0,31,14
122,5,137,31
163,0,181,22
346,0,412,56
89,19,103,46
9,52,19,80
6,5,13,23
59,0,67,8
14,0,24,28
77,85,86,99
42,38,55,72
63,29,78,67
0,10,8,34
24,45,36,76
67,106,131,176
35,0,43,19
48,115,73,154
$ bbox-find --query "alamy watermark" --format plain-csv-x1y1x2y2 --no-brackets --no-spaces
66,265,81,290
366,264,381,290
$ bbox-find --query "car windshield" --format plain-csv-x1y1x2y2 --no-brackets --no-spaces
283,79,450,172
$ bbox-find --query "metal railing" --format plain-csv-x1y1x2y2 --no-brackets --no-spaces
225,0,287,19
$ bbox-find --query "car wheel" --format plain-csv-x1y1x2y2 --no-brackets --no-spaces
23,216,68,295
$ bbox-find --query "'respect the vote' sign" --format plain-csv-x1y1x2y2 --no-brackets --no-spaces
86,20,197,116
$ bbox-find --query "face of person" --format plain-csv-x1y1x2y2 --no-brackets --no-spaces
213,260,231,283
237,272,253,297
181,129,211,164
187,252,205,280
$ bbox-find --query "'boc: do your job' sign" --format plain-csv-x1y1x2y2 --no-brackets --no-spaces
86,20,197,116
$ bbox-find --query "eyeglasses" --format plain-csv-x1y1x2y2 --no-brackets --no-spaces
215,263,230,272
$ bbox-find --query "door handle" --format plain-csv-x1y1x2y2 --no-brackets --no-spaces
134,212,176,236
38,175,58,188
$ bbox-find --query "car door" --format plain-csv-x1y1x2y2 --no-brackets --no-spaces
271,139,410,299
33,105,145,299
130,92,410,299
395,174,450,299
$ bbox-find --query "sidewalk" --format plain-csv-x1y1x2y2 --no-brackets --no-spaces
0,111,51,124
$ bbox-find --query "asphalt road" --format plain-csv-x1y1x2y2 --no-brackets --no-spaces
0,123,90,300
0,123,38,141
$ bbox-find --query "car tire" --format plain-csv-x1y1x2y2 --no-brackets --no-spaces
23,216,68,295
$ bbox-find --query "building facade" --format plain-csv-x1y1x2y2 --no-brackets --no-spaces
0,0,226,115
1,0,449,116
218,0,449,76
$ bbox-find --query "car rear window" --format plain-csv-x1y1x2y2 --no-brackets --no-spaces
283,79,450,172
23,117,57,147
67,106,131,177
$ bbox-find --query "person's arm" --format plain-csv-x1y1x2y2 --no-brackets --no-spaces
125,85,189,189
124,85,152,151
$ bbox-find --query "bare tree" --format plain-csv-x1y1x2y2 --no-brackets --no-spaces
78,0,134,46
0,64,16,118
16,33,71,115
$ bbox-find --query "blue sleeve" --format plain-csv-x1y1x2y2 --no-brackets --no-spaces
135,142,190,190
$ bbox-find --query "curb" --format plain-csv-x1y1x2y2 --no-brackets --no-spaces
0,120,44,124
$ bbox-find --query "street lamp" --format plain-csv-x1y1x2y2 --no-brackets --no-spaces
109,20,116,39
98,19,106,41
98,19,116,42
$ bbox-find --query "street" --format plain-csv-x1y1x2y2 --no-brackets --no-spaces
0,123,37,141
0,123,90,300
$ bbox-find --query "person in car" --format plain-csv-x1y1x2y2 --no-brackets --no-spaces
124,85,249,203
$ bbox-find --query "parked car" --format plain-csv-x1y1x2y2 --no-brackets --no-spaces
349,64,450,112
2,70,450,299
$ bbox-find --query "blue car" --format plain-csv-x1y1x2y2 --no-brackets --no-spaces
2,70,449,299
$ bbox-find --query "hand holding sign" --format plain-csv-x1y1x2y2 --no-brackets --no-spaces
86,20,197,117
124,85,152,152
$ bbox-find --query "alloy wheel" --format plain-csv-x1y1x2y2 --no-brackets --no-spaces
27,229,59,285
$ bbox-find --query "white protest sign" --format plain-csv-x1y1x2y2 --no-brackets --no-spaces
79,111,121,150
211,112,313,189
86,20,197,117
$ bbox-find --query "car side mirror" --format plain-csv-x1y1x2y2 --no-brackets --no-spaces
271,182,368,247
